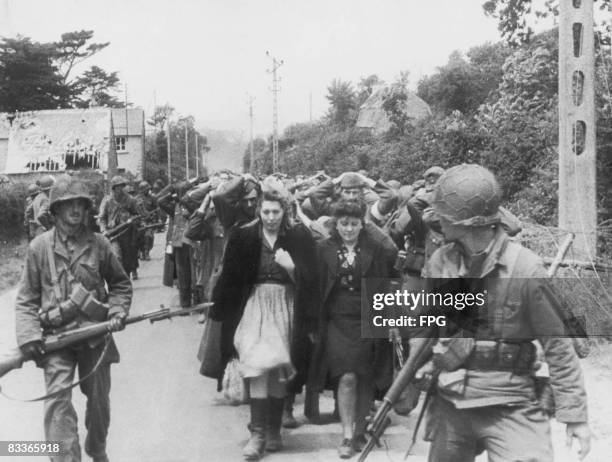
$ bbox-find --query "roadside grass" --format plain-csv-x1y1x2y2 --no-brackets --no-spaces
0,237,27,294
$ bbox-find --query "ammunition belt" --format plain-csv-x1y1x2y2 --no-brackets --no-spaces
465,340,536,375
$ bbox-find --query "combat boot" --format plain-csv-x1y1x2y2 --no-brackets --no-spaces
281,394,298,429
243,398,267,460
266,397,284,452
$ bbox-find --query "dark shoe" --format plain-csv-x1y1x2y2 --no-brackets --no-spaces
338,438,354,459
244,398,267,460
266,397,284,452
352,434,367,452
282,394,299,429
131,270,138,280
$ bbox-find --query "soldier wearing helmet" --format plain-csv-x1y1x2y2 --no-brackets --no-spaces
405,164,591,462
29,175,56,238
15,177,131,462
98,175,143,279
135,180,158,260
23,184,41,241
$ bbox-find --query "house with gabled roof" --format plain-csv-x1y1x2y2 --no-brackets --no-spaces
0,107,145,178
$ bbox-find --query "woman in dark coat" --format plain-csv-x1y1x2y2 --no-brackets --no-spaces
313,199,398,459
210,180,318,460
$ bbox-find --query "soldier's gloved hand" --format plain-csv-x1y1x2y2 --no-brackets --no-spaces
108,312,127,332
566,422,592,460
20,340,45,360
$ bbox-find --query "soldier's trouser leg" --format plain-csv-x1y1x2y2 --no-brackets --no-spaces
42,351,81,462
78,348,111,460
428,398,553,462
472,401,553,462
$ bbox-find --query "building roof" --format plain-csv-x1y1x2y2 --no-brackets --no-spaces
4,108,111,173
356,86,431,134
0,107,145,139
111,108,144,136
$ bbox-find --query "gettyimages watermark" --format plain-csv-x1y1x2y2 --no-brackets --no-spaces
361,278,595,339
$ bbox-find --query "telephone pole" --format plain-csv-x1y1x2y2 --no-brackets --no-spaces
247,93,255,174
266,51,283,172
184,122,189,180
195,133,199,178
309,91,312,122
558,0,596,259
167,119,172,183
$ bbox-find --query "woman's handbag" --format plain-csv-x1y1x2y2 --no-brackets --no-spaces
222,358,249,405
197,317,223,379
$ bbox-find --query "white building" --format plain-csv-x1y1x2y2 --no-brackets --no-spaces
0,107,145,178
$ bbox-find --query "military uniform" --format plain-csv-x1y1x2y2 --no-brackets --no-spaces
423,229,587,462
98,190,142,274
415,164,589,462
135,182,158,260
30,190,53,237
15,178,132,462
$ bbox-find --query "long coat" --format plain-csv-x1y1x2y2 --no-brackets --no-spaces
210,219,318,392
311,223,399,394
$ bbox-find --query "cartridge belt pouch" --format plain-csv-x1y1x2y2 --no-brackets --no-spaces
465,340,535,375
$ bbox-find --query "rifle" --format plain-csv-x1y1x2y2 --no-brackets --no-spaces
155,177,203,203
0,302,213,380
103,209,158,241
137,222,165,233
358,336,436,462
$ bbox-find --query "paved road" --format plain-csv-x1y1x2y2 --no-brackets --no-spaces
0,233,609,461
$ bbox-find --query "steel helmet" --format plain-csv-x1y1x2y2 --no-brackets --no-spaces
27,183,40,196
432,164,501,227
139,180,151,191
49,178,93,214
110,175,127,189
38,175,55,192
423,166,445,180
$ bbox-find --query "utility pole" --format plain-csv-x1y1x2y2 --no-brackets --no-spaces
309,91,312,122
167,119,172,184
184,122,189,180
558,0,597,259
124,84,129,137
153,90,157,132
195,133,199,178
247,93,255,174
266,51,283,172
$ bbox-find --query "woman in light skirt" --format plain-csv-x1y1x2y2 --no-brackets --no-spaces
210,179,317,460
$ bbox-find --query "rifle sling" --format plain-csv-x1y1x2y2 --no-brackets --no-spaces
45,233,63,305
0,335,111,403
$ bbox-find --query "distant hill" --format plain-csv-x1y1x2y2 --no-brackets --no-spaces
199,127,246,173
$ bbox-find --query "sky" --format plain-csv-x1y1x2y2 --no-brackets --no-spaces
0,0,553,137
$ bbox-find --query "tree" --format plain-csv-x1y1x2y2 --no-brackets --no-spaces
147,103,175,130
0,36,71,112
54,30,109,85
382,73,412,137
73,65,124,108
482,0,609,45
356,74,384,107
326,79,357,127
